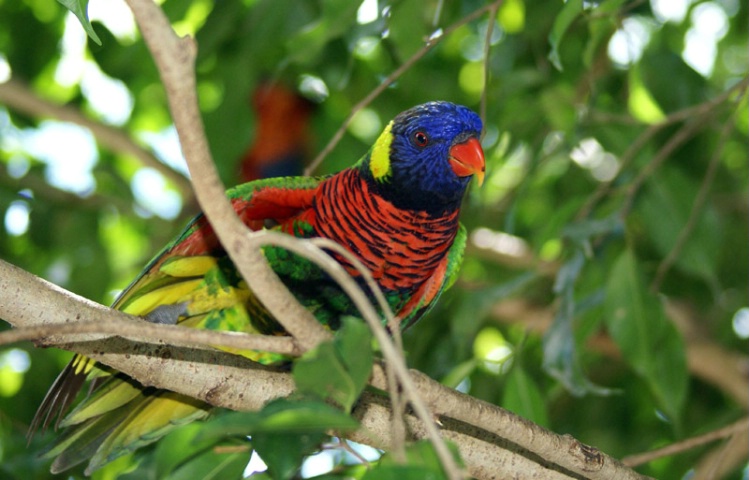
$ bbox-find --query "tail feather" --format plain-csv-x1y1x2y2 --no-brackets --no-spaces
40,383,210,475
60,374,142,428
45,412,122,474
86,392,209,474
28,356,90,440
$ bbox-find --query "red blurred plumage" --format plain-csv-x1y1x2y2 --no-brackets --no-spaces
238,82,314,182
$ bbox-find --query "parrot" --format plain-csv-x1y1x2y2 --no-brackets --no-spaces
238,82,314,182
28,101,485,475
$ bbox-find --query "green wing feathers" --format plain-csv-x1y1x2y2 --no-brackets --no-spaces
30,177,324,472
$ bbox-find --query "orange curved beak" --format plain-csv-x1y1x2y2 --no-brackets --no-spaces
449,136,485,186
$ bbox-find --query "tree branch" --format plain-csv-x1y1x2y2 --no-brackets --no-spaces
622,417,749,468
0,258,651,479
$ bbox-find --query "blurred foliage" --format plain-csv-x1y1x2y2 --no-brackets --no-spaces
0,0,747,478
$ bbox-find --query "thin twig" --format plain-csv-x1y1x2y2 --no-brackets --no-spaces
305,0,504,175
309,238,401,337
576,76,749,220
308,238,409,460
622,417,749,467
650,101,742,292
306,238,415,463
384,357,407,463
480,1,501,125
693,428,748,480
0,318,299,356
330,438,372,467
212,445,251,454
619,118,705,218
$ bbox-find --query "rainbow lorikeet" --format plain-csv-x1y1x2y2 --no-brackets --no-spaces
29,101,485,474
238,82,314,182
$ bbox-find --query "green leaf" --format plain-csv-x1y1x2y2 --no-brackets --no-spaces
250,399,358,479
440,359,477,389
196,399,359,442
548,0,583,70
638,168,721,283
365,440,463,480
154,423,224,479
362,465,445,480
194,399,359,480
502,365,549,427
604,250,688,422
285,0,359,65
293,317,373,411
639,47,707,113
582,0,627,66
335,317,375,399
544,250,614,396
252,430,327,480
165,444,248,480
56,0,102,45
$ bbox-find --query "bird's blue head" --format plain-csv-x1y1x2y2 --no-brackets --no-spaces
363,101,485,215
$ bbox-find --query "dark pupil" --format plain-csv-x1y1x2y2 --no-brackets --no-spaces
415,132,428,146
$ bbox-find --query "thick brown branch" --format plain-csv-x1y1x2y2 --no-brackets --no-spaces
0,258,651,479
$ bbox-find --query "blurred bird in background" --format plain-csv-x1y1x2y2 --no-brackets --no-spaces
238,82,315,182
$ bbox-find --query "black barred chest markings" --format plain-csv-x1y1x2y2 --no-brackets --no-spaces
311,170,459,291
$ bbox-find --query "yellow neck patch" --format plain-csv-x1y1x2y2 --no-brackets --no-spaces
369,121,394,181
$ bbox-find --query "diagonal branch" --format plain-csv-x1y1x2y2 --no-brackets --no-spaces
124,0,331,351
622,417,749,468
576,75,749,221
650,98,745,292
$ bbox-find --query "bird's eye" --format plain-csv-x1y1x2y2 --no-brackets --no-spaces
412,131,429,148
